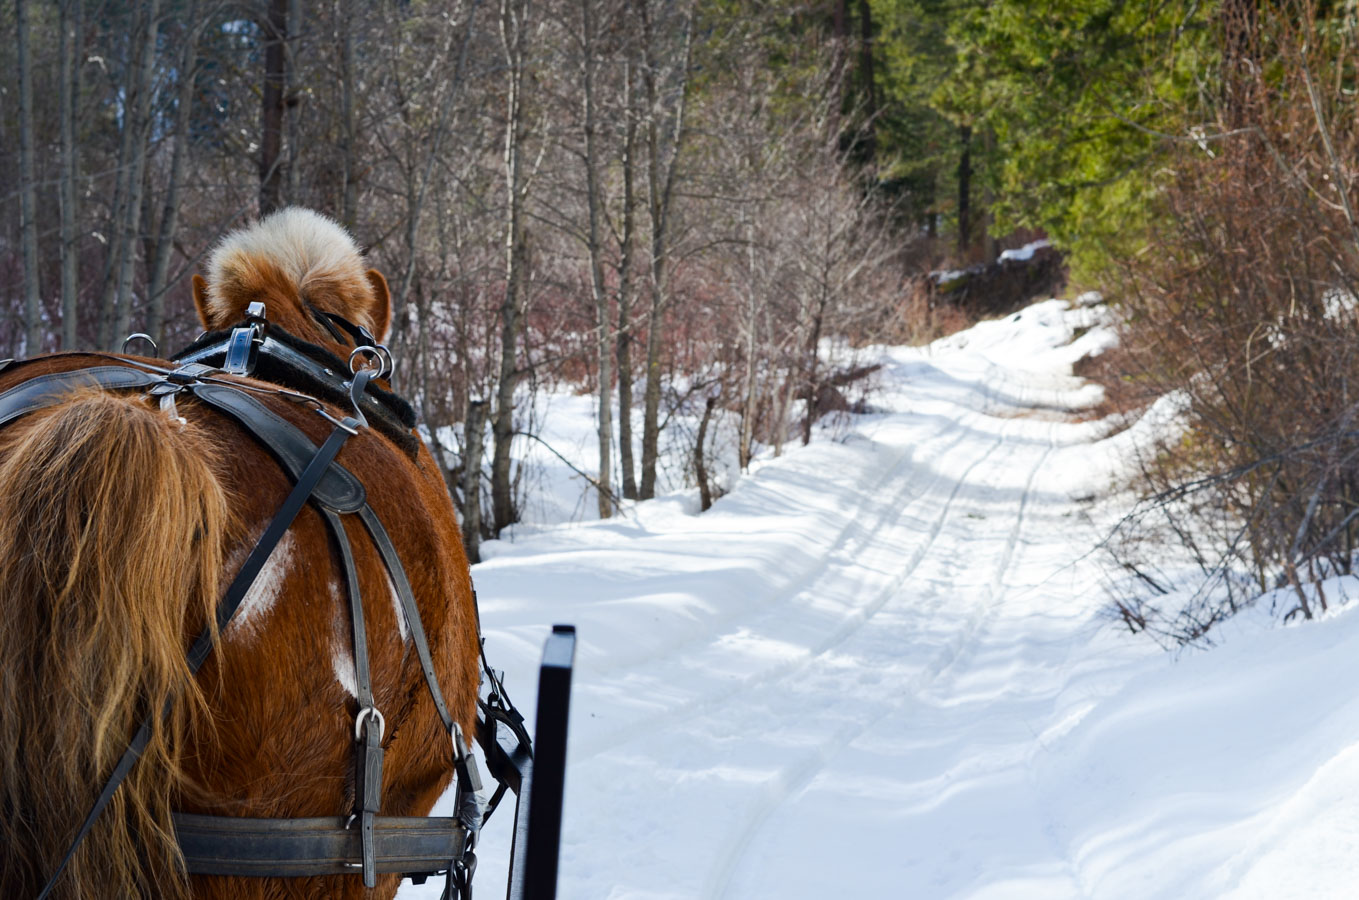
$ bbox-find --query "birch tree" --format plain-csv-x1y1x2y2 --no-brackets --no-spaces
491,0,536,534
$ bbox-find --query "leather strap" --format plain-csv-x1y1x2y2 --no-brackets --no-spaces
191,382,367,513
172,812,467,878
179,335,399,432
323,509,383,888
358,505,457,736
358,500,486,837
0,366,161,428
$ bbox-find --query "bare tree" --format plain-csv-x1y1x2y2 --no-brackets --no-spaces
578,0,616,517
147,0,204,346
616,55,641,498
636,0,693,499
110,0,162,347
492,0,536,535
259,0,288,215
16,0,42,355
58,0,83,349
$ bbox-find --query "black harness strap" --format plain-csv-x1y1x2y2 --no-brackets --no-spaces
359,507,485,822
173,813,466,878
0,366,161,428
358,503,485,899
324,508,384,888
191,382,367,513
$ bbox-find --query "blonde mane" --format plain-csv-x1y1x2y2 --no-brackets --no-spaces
203,208,382,335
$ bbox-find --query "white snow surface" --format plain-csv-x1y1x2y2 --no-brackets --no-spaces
400,297,1359,899
998,239,1052,263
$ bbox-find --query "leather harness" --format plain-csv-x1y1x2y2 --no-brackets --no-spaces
1,314,529,900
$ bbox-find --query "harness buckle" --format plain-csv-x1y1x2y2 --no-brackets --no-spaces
354,706,385,742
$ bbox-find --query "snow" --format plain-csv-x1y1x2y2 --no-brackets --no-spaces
998,239,1052,263
399,296,1359,899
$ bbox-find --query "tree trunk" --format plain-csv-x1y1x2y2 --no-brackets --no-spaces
96,15,141,351
259,0,288,216
462,400,487,563
284,0,304,203
738,210,758,470
111,0,162,347
617,57,639,500
695,394,716,511
981,127,997,264
58,0,83,350
492,0,532,535
856,0,877,162
16,0,42,356
339,1,358,227
638,291,664,499
147,0,202,346
957,123,972,256
801,299,826,446
637,0,693,500
581,0,614,518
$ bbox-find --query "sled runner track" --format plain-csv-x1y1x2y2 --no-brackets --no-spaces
705,416,1063,900
576,410,983,684
572,411,1015,764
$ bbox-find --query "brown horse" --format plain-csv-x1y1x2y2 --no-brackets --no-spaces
0,209,480,899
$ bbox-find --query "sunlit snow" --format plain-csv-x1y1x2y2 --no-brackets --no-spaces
401,296,1359,900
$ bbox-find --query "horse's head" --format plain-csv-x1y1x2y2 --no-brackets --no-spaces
192,208,391,355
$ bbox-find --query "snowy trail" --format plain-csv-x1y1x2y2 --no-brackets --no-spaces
401,298,1359,899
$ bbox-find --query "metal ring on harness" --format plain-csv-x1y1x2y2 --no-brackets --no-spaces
354,706,385,742
121,333,159,356
348,345,393,380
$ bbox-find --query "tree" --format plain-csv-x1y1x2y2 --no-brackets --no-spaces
636,0,694,500
15,0,41,355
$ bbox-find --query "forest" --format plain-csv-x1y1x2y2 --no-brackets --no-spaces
4,0,1358,640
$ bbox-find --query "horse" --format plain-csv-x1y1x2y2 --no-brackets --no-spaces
0,208,481,899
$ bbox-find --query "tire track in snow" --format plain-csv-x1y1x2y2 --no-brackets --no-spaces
576,411,981,685
704,415,1063,900
572,413,1001,761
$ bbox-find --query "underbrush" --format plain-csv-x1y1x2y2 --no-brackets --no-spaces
1101,4,1359,644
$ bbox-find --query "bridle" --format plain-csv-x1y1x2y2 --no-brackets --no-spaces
3,305,531,900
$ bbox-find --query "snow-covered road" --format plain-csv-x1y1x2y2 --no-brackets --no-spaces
403,298,1359,899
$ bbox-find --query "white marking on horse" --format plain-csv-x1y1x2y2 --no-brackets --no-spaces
388,571,409,642
330,579,359,698
224,532,295,643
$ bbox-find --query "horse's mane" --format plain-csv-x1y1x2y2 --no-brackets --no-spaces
205,209,382,338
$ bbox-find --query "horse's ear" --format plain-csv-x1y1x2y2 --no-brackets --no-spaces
366,269,392,343
192,274,213,330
